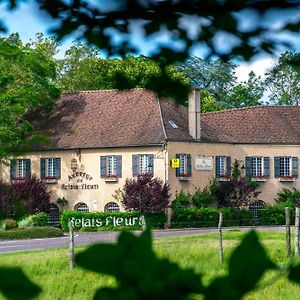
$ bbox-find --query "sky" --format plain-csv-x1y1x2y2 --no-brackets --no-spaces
1,1,300,82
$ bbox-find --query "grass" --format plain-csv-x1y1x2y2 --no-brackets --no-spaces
0,230,299,299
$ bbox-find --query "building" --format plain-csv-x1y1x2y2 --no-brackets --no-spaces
2,88,300,214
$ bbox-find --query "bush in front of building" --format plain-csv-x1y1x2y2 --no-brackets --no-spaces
60,210,166,231
121,174,170,213
0,226,63,240
258,205,295,225
18,212,49,228
171,207,255,228
275,188,300,207
1,218,18,230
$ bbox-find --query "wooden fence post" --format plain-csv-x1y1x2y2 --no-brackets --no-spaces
295,207,300,257
285,207,291,257
218,212,224,263
140,215,146,231
69,222,75,270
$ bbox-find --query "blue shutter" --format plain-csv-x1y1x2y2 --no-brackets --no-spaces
56,158,61,179
274,157,280,177
100,156,107,178
263,157,270,178
292,157,298,178
25,159,31,177
40,158,46,179
187,154,192,176
148,154,154,175
226,157,231,177
116,156,122,178
245,157,252,177
176,154,180,177
10,160,16,180
215,156,221,177
132,155,139,177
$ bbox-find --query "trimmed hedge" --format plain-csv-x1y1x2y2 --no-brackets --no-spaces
259,206,295,226
0,226,63,240
171,208,255,228
61,210,166,232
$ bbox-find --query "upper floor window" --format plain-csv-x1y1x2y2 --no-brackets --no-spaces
10,159,31,180
215,156,231,178
245,157,270,178
100,155,122,178
274,156,298,178
175,154,192,177
132,154,154,177
41,158,61,179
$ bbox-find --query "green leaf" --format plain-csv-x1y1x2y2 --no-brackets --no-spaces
0,267,41,299
76,228,203,300
288,263,300,283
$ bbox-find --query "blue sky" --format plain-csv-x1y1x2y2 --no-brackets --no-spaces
1,1,300,82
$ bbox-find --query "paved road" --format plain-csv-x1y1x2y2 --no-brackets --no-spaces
0,226,286,253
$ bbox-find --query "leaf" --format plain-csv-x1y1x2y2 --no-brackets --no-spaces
0,267,41,300
288,263,300,283
76,228,203,300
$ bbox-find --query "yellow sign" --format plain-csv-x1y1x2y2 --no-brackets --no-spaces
171,158,180,168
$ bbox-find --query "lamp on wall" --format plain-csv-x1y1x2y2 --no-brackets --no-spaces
71,158,78,172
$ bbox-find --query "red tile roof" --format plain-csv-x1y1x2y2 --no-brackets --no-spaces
201,106,300,144
33,89,300,149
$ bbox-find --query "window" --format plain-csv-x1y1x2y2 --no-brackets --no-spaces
104,202,120,213
249,200,265,221
132,154,154,176
75,203,89,212
274,156,298,179
215,156,231,178
10,159,31,180
175,154,191,177
41,158,61,179
100,155,122,178
245,157,270,179
48,203,60,226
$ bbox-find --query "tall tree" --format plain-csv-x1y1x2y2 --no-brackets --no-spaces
265,51,300,105
0,34,60,160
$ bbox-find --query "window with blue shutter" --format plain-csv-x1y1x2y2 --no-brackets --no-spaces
40,158,46,178
116,156,122,178
274,157,280,177
41,158,61,179
263,157,270,178
292,157,298,178
10,160,16,180
100,156,107,178
176,153,191,177
245,157,252,177
25,159,31,177
132,155,139,177
175,154,180,177
226,157,231,177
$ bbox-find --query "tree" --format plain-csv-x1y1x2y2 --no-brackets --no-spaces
3,1,300,102
0,34,60,160
121,174,170,213
265,51,300,105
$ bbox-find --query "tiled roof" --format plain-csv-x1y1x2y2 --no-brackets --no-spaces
33,89,167,150
201,106,300,144
32,89,300,149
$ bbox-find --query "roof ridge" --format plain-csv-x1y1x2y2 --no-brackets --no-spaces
201,104,300,115
157,98,168,141
62,88,146,95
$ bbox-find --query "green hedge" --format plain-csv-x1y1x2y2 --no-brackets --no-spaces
171,208,255,228
61,211,166,231
259,206,295,225
0,226,63,240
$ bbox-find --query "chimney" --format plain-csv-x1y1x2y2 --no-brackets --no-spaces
188,88,201,140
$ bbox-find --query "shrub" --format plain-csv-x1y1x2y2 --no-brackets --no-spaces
11,175,51,215
18,218,33,229
122,174,170,213
192,187,216,208
0,227,63,240
1,218,18,230
60,210,166,231
171,191,192,209
275,188,300,207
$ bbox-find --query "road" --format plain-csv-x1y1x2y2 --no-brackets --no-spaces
0,226,286,253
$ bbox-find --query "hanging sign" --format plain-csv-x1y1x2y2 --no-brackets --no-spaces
171,158,180,168
195,156,213,171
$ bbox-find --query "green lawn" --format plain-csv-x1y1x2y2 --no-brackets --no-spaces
0,230,299,299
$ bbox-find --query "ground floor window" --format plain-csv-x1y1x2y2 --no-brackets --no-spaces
48,203,60,226
75,202,89,212
104,202,120,212
249,200,265,221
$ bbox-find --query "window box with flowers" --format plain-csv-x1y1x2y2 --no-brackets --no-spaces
104,174,118,183
279,176,295,182
217,175,230,182
43,176,58,184
178,173,191,181
251,175,268,182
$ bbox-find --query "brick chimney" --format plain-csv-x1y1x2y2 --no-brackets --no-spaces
188,88,201,140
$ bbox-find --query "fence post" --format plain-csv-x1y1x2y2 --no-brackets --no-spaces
140,215,146,231
218,212,224,263
285,207,291,257
165,207,172,229
295,207,300,257
69,222,75,270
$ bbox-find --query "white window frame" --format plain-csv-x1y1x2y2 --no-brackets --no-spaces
279,157,292,177
139,154,150,175
179,154,188,176
107,156,117,176
46,158,56,178
217,156,226,177
17,159,27,178
251,157,263,177
104,202,120,213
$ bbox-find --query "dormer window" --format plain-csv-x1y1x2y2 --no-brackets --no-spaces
169,120,179,129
